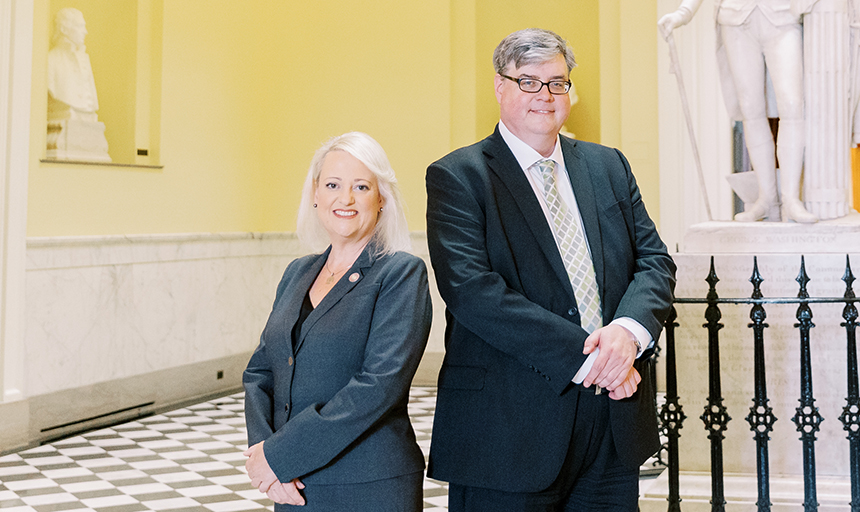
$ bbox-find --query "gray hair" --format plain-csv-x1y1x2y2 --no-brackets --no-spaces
493,28,577,74
53,8,85,46
296,132,411,256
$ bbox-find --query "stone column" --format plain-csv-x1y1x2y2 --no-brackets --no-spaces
802,0,853,219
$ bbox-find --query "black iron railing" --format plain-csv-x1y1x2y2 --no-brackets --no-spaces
658,255,860,512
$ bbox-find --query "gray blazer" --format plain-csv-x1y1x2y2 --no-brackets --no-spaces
243,245,432,486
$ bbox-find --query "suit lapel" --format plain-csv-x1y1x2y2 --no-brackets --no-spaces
483,129,574,301
280,249,328,356
293,245,375,355
561,137,605,304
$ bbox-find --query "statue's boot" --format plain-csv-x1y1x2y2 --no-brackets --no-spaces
776,119,817,224
735,118,779,222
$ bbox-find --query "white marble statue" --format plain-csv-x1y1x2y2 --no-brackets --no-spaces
659,0,818,223
46,7,110,162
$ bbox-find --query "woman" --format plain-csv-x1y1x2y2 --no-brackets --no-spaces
243,132,432,510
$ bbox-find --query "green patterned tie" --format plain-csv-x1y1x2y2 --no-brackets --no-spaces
536,159,602,333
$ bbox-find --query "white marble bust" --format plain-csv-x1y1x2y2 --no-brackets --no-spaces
47,8,99,122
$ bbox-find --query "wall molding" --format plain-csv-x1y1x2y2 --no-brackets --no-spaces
0,0,33,405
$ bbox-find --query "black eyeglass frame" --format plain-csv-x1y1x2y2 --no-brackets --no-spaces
499,74,572,95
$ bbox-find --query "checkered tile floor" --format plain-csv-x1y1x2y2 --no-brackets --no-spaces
0,387,663,512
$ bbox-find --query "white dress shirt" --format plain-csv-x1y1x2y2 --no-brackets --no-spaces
498,122,651,383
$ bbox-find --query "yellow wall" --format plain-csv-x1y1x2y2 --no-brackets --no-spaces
28,0,661,237
29,0,451,236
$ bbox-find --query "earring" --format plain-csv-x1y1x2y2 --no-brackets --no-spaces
313,203,317,208
379,207,383,212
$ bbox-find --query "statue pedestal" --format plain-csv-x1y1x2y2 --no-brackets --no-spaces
46,118,110,163
653,216,859,507
681,211,860,254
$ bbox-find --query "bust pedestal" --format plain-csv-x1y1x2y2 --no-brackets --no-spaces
46,118,110,163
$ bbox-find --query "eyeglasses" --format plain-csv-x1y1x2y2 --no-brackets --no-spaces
499,74,571,95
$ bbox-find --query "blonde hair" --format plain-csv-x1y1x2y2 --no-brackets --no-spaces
296,132,411,255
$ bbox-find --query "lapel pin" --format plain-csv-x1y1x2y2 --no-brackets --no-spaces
349,273,360,282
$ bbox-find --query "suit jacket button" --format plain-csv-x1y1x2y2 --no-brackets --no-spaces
288,356,294,366
568,307,577,316
284,403,290,411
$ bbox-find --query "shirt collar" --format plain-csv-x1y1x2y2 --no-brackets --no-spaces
499,120,564,171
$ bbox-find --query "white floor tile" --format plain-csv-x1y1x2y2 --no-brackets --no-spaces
138,439,185,449
186,441,234,451
21,492,78,506
213,433,246,443
43,467,93,479
176,484,232,498
0,506,38,512
60,480,116,493
128,459,178,470
22,455,74,466
106,448,157,459
142,497,202,510
116,430,164,439
114,422,144,429
209,474,252,486
214,418,246,426
53,436,87,446
81,494,139,508
146,423,190,432
211,452,246,462
182,461,234,472
83,428,116,437
94,469,149,481
117,483,174,495
0,490,19,500
166,431,210,441
88,438,136,448
159,450,207,461
203,499,265,511
4,478,58,491
57,446,106,457
0,465,39,477
76,457,126,468
194,424,237,432
20,445,57,455
233,489,266,500
151,471,205,484
171,416,213,424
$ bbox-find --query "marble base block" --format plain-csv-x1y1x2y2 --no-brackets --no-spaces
46,118,110,162
682,211,860,254
640,471,853,511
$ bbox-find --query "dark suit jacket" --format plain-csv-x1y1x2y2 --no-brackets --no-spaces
425,127,676,493
243,245,432,488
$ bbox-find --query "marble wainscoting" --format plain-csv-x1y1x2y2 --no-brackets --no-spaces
21,233,303,447
7,232,445,453
642,217,860,510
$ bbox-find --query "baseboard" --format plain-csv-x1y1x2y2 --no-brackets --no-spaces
19,352,251,451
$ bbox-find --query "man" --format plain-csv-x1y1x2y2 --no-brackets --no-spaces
659,0,817,223
425,28,676,511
